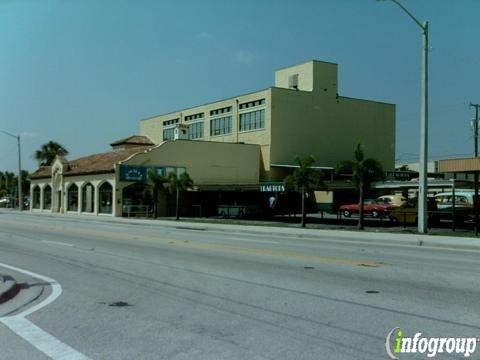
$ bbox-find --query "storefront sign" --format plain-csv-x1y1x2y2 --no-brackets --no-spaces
260,182,285,192
120,166,147,182
119,165,186,182
386,171,417,180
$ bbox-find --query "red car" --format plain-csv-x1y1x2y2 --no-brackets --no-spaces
339,195,406,218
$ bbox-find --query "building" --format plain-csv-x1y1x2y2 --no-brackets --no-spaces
141,60,395,181
30,136,259,217
30,60,396,217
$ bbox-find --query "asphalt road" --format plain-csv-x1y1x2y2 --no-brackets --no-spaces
0,210,479,359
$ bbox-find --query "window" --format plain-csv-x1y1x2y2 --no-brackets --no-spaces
239,109,265,131
43,185,52,209
32,186,40,209
210,106,232,116
210,116,232,136
187,122,203,139
99,182,113,214
239,98,265,110
67,184,79,211
185,112,204,121
288,74,299,89
163,128,175,141
162,118,179,126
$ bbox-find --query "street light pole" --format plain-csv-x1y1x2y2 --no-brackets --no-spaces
0,130,22,211
379,0,429,233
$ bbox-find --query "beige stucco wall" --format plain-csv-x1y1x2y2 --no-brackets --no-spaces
121,140,260,186
139,60,395,181
275,60,338,94
269,87,395,179
140,89,271,175
30,172,116,216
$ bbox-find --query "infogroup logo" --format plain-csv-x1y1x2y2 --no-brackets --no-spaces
385,327,478,359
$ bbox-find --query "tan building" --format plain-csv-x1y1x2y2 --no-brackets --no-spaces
29,136,259,217
30,59,396,218
141,60,396,180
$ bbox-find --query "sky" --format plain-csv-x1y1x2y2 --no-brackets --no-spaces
0,0,479,173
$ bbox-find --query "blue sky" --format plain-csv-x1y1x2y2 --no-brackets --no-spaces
0,0,479,172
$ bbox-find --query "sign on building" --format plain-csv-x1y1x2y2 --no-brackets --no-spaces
260,182,285,192
119,165,186,182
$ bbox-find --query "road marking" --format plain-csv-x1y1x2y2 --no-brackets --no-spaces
0,262,90,360
40,240,73,247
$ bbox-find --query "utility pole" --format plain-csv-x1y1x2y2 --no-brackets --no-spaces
378,0,429,233
471,102,480,235
0,130,22,211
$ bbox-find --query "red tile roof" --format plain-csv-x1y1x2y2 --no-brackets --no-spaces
30,146,152,179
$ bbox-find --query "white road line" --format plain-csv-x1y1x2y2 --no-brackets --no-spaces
40,240,74,247
0,262,90,360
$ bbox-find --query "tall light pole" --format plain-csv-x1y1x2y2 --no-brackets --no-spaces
378,0,429,233
0,130,22,211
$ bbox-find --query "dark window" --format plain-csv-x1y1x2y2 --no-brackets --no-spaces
99,182,113,214
239,109,265,131
43,185,52,209
67,184,79,212
32,186,40,209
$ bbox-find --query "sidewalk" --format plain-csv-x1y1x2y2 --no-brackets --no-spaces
11,209,480,252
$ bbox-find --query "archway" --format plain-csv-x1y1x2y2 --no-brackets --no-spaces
67,183,79,211
32,186,40,209
121,183,154,217
43,185,52,210
98,182,113,214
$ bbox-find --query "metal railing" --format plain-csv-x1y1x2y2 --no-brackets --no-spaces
123,205,153,218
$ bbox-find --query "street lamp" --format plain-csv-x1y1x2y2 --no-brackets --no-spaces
378,0,429,234
0,130,22,211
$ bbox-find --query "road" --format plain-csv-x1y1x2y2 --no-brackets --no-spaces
0,210,479,359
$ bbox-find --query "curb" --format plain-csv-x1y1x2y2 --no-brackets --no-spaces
0,275,19,304
6,209,480,252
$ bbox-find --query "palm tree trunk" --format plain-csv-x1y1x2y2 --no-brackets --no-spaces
301,186,306,228
175,187,180,220
358,183,364,230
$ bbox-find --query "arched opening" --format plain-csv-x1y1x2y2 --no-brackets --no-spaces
43,185,52,210
67,184,79,211
32,186,41,209
121,183,154,217
81,183,95,213
99,182,113,214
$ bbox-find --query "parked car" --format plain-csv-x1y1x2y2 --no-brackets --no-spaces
387,198,438,224
0,197,11,208
388,197,474,225
434,191,475,209
340,195,406,218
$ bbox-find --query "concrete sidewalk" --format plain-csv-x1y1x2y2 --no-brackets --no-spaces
7,209,480,252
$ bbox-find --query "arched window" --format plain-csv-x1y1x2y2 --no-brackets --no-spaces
43,185,52,210
67,184,79,211
81,183,95,213
32,186,41,209
99,182,112,214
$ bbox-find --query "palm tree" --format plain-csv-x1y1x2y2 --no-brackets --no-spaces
284,155,326,228
147,169,168,218
167,172,194,220
337,144,385,230
34,141,69,166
